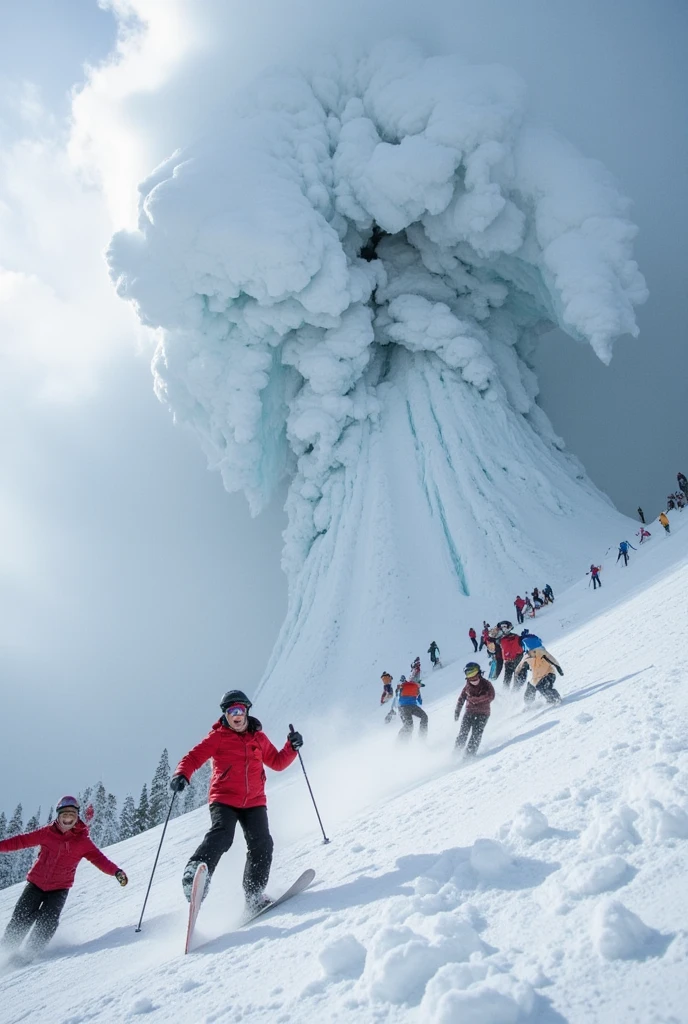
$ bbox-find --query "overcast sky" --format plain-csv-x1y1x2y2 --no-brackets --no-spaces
1,0,685,816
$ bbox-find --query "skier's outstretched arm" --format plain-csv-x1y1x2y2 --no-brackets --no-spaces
0,826,49,854
83,839,121,877
259,732,298,771
175,732,218,783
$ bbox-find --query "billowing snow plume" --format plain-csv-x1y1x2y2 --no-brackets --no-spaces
108,42,646,716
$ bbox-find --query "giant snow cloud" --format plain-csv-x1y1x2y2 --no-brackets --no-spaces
108,41,646,600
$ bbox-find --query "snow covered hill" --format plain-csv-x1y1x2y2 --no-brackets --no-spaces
1,510,687,1023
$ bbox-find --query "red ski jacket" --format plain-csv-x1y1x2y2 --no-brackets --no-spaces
455,676,495,716
0,820,120,892
500,633,523,661
514,597,526,611
468,628,476,639
175,717,297,808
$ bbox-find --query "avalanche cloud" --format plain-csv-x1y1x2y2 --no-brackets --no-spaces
108,41,647,713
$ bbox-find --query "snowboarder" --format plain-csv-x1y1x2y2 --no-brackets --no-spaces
637,507,645,524
588,564,602,589
384,678,402,723
532,588,543,609
616,540,636,567
469,627,478,652
658,511,670,535
454,663,495,756
428,641,441,668
543,584,554,604
409,656,422,683
170,690,302,912
0,796,127,961
521,645,564,706
637,527,651,544
499,625,524,689
397,676,428,739
514,596,526,624
678,472,688,501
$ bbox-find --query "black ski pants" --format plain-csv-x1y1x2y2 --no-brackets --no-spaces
503,657,524,689
2,882,69,954
592,575,602,588
515,607,524,624
470,637,478,652
455,712,488,755
524,674,561,705
398,705,428,738
190,802,274,899
617,550,629,566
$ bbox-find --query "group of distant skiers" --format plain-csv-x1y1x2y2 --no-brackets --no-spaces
0,689,304,965
511,585,554,624
379,623,563,758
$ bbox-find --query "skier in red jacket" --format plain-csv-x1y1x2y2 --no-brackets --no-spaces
454,663,495,756
496,622,524,689
469,627,478,652
0,796,127,961
170,690,302,911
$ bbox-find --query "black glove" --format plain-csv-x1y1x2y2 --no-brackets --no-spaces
115,870,128,887
170,775,188,793
454,707,461,721
287,730,303,751
556,666,564,676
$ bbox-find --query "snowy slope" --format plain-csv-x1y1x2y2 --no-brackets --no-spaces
1,510,687,1023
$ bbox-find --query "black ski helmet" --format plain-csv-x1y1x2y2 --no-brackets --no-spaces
497,620,513,632
220,690,252,712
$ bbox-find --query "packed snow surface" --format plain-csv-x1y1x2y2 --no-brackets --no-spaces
107,42,647,711
2,510,686,1022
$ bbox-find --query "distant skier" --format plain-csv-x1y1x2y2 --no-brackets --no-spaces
521,644,564,706
454,663,495,756
0,796,127,962
514,596,526,624
498,623,524,689
428,641,441,668
543,583,554,604
658,511,671,535
397,676,428,740
678,472,688,501
384,677,402,723
479,623,490,650
380,671,394,704
485,628,503,680
637,507,646,524
616,540,636,567
523,595,535,618
588,564,602,589
409,656,422,683
170,690,302,912
637,527,651,544
469,627,478,652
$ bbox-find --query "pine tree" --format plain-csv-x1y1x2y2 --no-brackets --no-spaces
148,749,171,828
100,793,119,847
1,805,24,886
17,808,41,878
89,783,108,845
46,807,54,824
119,796,136,841
0,812,6,842
134,784,150,835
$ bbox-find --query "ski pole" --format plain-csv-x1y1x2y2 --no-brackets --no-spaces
135,792,177,932
290,723,330,845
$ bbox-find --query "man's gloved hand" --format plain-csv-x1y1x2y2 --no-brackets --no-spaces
115,870,128,886
287,730,303,751
169,775,188,793
556,666,564,676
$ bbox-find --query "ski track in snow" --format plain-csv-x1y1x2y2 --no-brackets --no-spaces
1,513,687,1022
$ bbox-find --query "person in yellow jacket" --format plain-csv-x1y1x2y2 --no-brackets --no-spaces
658,511,670,535
521,645,564,706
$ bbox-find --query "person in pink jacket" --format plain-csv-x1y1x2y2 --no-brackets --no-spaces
0,796,127,961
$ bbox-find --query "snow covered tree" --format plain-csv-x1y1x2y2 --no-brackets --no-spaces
148,749,171,827
119,795,137,841
0,805,24,886
99,793,119,847
108,42,647,716
88,783,108,845
135,784,150,835
0,812,6,842
182,761,211,815
45,806,54,824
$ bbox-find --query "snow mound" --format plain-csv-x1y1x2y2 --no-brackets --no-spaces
591,899,667,961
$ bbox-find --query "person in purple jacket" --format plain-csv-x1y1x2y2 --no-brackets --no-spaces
454,663,496,756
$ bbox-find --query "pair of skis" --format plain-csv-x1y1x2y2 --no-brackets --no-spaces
184,865,315,954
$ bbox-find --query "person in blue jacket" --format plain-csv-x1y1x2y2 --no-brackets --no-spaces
616,540,636,567
397,676,428,739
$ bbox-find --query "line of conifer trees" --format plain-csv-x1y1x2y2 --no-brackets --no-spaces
0,749,210,889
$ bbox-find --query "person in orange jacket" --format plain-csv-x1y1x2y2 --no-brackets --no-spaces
380,671,394,703
658,512,670,535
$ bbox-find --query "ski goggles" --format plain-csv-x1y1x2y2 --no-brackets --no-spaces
225,705,248,717
464,665,480,679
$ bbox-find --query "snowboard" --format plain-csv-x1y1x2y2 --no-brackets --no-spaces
184,862,209,954
241,868,316,927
